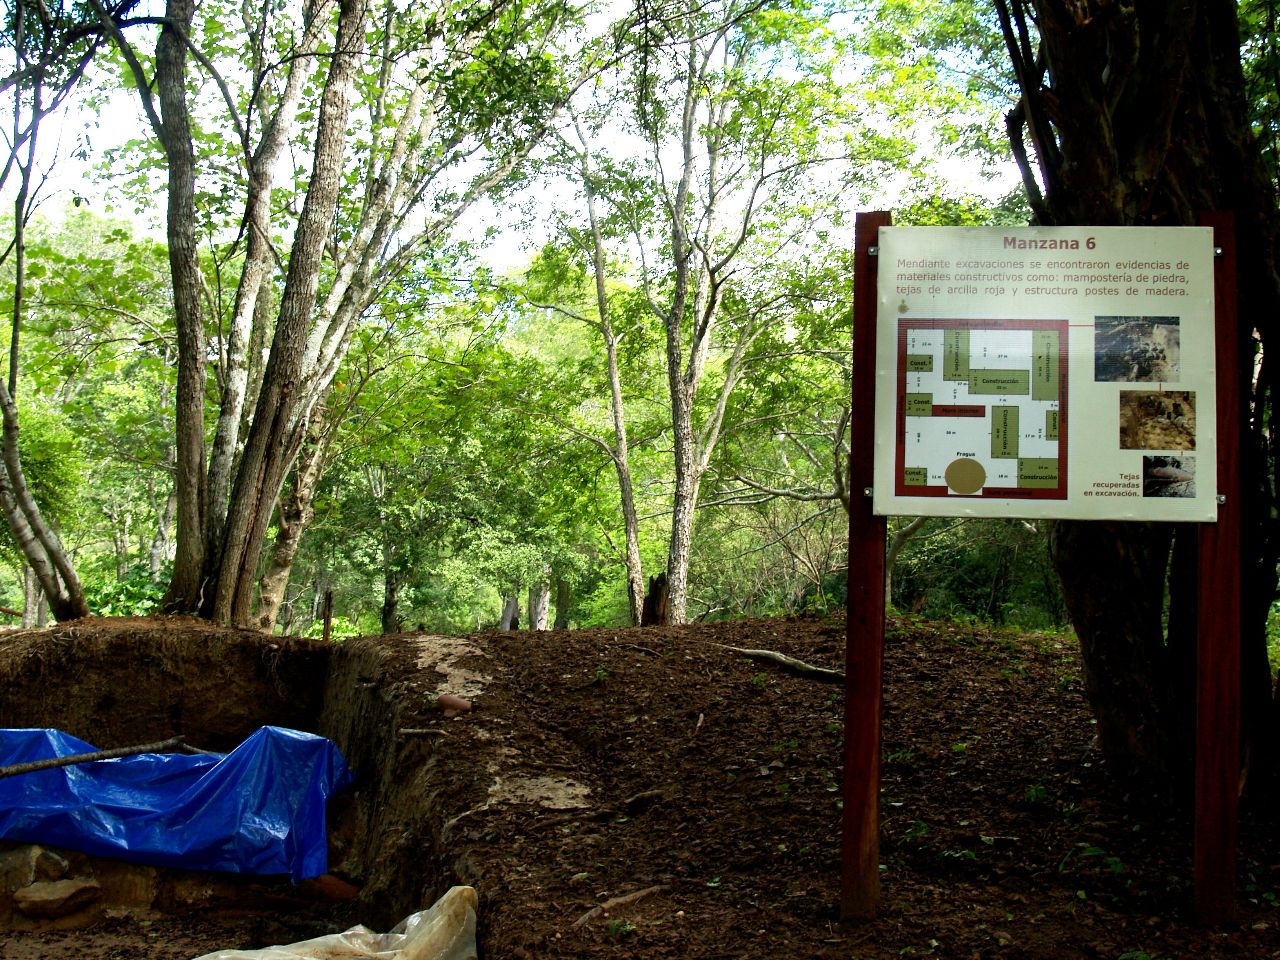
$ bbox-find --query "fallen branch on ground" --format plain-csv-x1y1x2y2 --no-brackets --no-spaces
571,884,670,929
711,644,844,683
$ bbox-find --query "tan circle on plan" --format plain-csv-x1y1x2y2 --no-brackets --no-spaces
945,457,986,495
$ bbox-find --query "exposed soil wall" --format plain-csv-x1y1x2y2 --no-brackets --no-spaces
0,617,330,751
315,634,478,929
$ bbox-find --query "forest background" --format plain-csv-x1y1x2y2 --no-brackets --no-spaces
4,0,1064,639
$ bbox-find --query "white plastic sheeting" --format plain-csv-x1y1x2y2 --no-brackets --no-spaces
192,885,478,960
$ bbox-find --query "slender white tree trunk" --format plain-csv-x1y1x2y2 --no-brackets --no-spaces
528,577,550,631
22,567,37,628
575,137,646,624
499,594,520,631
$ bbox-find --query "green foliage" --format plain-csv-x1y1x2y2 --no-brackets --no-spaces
8,0,1070,638
303,616,365,642
83,566,166,617
12,401,87,529
895,186,1030,227
1265,599,1280,677
1241,0,1280,184
891,519,1068,630
603,918,636,941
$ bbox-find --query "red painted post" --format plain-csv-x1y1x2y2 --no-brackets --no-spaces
1194,212,1241,924
842,211,891,920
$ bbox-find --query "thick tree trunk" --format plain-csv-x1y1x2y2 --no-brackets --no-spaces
499,594,519,631
154,0,208,612
664,375,703,624
254,470,317,632
641,573,669,626
382,571,402,634
528,578,550,631
998,0,1280,790
1048,521,1181,784
204,10,324,564
208,0,368,625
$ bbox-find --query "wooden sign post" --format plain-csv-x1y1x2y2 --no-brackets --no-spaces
1195,212,1241,925
841,211,890,919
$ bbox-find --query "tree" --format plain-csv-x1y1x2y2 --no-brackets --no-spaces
524,127,654,625
536,0,904,624
95,0,592,624
0,0,126,620
993,0,1279,790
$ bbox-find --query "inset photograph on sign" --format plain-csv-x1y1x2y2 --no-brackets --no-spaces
1142,455,1196,498
1118,390,1196,450
1094,316,1180,382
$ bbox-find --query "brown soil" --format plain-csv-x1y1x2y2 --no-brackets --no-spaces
1,614,1279,959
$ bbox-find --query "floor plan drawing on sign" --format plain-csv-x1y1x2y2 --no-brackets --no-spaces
895,318,1068,501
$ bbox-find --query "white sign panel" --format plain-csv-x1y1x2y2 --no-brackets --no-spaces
873,226,1217,521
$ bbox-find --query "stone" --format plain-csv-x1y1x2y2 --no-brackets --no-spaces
33,848,69,882
0,846,39,892
13,879,102,919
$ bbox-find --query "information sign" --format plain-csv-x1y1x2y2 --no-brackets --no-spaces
873,226,1217,520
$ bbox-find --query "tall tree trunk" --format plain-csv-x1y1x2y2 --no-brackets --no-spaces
21,566,37,629
997,0,1279,790
665,388,702,625
209,0,369,625
499,594,519,631
152,0,208,611
574,133,646,624
528,577,550,631
203,4,326,564
382,566,402,634
148,486,176,580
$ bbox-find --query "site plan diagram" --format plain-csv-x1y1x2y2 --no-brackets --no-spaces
895,318,1067,502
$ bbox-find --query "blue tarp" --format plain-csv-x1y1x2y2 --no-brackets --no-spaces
0,726,352,881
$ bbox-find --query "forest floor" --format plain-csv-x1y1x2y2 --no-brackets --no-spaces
4,613,1280,959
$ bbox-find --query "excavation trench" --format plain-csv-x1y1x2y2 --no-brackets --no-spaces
0,616,497,946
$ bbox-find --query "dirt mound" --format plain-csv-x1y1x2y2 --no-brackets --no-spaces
2,614,1279,958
